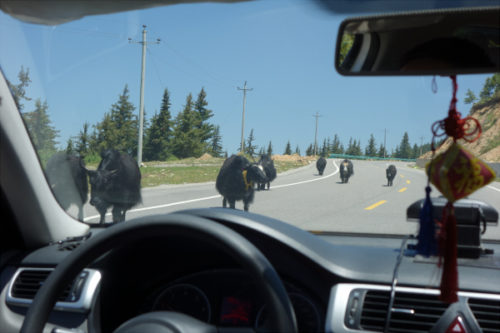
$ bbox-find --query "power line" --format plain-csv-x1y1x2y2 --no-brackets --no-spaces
147,44,235,91
147,26,238,90
237,81,253,153
129,25,161,167
146,47,164,88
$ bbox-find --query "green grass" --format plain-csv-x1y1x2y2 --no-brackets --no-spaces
140,157,310,188
274,160,310,173
141,165,222,187
84,155,310,188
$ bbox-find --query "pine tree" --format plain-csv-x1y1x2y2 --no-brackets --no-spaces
398,132,412,158
365,134,377,157
331,134,342,154
479,74,500,101
210,125,223,157
88,127,99,155
245,129,258,157
353,139,362,156
171,94,204,158
306,144,314,156
193,88,214,152
94,113,115,154
258,147,266,156
267,141,273,156
345,138,354,155
284,141,292,155
393,146,400,158
412,143,419,159
66,138,75,154
23,99,59,153
464,89,477,104
76,122,90,156
295,145,301,156
7,66,32,112
377,144,387,158
238,141,246,154
109,85,138,156
93,86,138,156
144,89,174,161
320,139,328,157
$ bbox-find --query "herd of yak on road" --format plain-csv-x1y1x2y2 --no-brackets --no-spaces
45,150,398,223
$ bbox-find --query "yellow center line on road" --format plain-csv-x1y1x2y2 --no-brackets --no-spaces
365,200,387,210
399,187,407,192
406,180,411,184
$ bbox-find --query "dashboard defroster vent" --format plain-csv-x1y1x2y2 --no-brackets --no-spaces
468,298,500,333
360,290,448,333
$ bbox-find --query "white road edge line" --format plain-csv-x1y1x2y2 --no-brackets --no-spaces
84,160,340,222
487,185,500,193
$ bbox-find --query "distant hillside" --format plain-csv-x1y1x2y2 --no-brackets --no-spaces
420,96,500,162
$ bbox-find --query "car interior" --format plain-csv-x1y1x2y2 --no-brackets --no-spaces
0,1,499,333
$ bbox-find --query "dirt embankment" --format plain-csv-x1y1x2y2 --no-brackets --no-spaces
420,98,500,162
271,154,317,163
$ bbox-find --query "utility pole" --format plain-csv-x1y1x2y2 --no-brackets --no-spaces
237,81,252,153
313,112,322,156
129,25,160,166
383,128,387,158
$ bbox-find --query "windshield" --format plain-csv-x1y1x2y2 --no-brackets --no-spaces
1,1,499,239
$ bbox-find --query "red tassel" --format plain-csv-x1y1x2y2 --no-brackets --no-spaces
438,203,458,303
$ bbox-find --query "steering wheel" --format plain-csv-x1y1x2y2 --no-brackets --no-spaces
21,213,298,333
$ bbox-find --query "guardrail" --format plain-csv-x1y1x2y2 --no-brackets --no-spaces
328,153,416,162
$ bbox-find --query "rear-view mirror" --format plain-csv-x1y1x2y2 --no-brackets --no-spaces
335,6,500,76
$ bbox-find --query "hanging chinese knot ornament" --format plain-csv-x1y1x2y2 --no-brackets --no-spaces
422,75,496,303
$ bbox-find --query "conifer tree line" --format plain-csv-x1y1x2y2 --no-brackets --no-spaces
9,66,494,163
7,67,224,164
80,85,222,161
300,132,432,159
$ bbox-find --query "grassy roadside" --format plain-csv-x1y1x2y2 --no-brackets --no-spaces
139,155,313,187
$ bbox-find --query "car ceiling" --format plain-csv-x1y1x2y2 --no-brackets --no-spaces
2,0,498,26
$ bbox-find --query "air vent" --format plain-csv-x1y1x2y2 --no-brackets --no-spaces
11,269,72,301
7,268,101,312
360,290,448,333
468,298,500,333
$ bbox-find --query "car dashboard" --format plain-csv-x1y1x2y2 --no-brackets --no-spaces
1,208,500,333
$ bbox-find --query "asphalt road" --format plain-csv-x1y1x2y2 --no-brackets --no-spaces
81,159,500,240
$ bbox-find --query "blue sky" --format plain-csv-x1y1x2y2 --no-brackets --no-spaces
0,0,491,156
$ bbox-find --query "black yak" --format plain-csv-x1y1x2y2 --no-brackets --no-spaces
87,149,141,223
216,154,267,211
339,159,354,183
257,154,277,190
386,164,397,186
316,157,327,175
45,152,88,220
